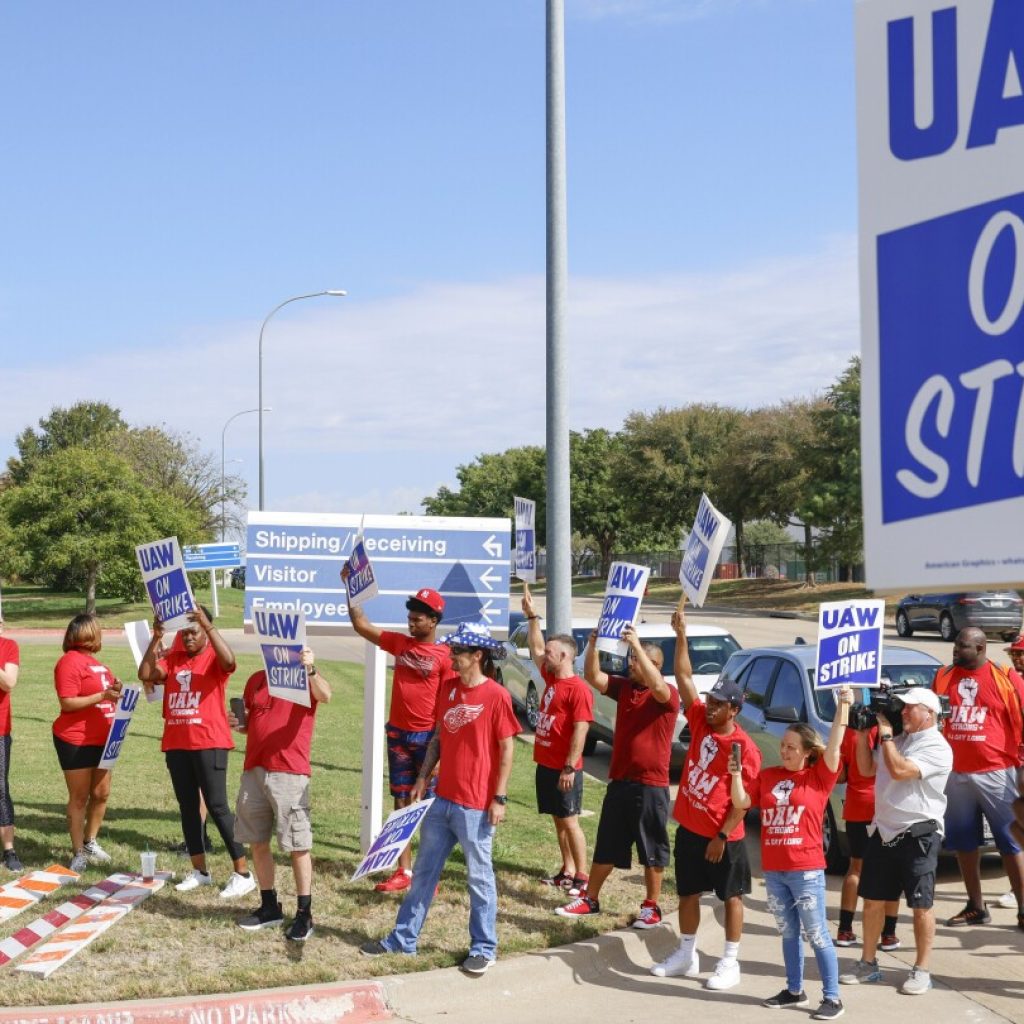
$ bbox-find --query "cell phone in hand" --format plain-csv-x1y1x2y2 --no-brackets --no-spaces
731,741,742,764
229,697,247,728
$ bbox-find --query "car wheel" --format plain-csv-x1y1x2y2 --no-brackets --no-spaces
939,613,956,642
823,803,849,876
895,610,913,637
582,734,597,756
525,682,540,731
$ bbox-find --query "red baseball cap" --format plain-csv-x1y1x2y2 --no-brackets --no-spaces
1005,636,1024,653
408,588,445,616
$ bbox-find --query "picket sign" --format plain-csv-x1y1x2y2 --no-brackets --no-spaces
0,873,131,967
16,874,167,977
0,865,79,925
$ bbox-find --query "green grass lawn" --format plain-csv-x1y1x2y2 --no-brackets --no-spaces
0,641,641,1006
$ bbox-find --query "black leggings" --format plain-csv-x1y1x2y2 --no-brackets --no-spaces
164,748,244,861
0,734,13,828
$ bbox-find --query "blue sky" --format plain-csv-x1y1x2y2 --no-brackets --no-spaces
0,0,859,520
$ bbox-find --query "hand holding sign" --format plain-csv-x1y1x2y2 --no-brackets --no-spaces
596,562,650,656
136,537,196,632
342,538,379,608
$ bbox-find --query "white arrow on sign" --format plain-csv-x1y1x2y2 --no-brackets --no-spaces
479,566,500,591
483,535,503,558
479,599,498,621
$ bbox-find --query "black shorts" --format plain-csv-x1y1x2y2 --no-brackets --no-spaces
53,735,105,771
846,820,870,860
536,765,583,818
859,825,940,909
593,779,671,869
674,824,752,901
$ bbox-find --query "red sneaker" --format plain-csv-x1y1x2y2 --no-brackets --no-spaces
540,869,572,889
568,875,589,897
879,933,901,951
374,869,412,893
555,895,600,918
835,929,857,947
632,899,662,929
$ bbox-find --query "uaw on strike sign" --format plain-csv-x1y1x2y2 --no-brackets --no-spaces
857,1,1024,592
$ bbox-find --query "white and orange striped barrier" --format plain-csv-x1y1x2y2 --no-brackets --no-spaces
0,865,79,925
0,872,132,968
16,874,166,977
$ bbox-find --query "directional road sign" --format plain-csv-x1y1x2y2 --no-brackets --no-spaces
182,543,243,571
244,512,511,635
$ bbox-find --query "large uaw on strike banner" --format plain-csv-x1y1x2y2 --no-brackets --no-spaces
857,0,1024,591
244,511,511,634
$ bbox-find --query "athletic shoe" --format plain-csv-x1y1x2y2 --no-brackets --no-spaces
651,947,699,978
839,959,882,985
705,959,740,991
567,875,588,897
2,849,24,872
879,933,901,951
762,988,808,1008
69,851,89,873
996,890,1017,909
175,869,213,892
83,839,112,864
834,929,857,947
360,940,391,957
811,998,845,1019
374,868,412,893
219,871,257,899
632,900,663,929
237,902,284,931
945,902,991,926
900,967,932,995
539,869,572,889
286,911,314,942
555,895,600,918
460,954,496,975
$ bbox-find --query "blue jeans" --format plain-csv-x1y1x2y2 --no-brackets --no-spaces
382,797,497,958
764,869,839,1001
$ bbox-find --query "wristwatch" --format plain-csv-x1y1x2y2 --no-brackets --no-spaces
493,794,508,805
879,734,894,742
716,831,728,841
562,764,576,774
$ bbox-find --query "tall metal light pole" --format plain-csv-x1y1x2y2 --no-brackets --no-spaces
258,289,347,510
221,407,269,541
546,0,572,635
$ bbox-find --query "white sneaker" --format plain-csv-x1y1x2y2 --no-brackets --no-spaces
83,839,112,864
996,891,1017,910
219,871,257,900
69,851,88,873
705,958,741,991
175,869,213,892
651,947,700,978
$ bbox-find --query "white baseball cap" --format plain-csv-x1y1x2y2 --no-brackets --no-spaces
900,687,941,714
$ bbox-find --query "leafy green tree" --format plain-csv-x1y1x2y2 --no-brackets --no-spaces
1,446,202,612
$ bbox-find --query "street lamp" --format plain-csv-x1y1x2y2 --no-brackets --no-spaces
222,407,270,542
258,289,347,510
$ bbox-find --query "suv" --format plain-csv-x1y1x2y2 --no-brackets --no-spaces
721,642,942,874
895,591,1023,642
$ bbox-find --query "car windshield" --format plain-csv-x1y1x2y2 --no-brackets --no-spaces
597,634,740,677
812,663,940,719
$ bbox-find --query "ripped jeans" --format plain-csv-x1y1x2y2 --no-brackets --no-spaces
764,869,839,1001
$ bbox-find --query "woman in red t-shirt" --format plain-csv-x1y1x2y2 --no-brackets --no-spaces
730,686,851,1019
0,616,22,872
52,614,123,872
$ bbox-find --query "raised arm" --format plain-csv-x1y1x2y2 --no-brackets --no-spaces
824,685,852,773
302,647,333,704
138,617,168,686
340,565,383,644
583,630,610,694
623,627,671,703
728,748,750,810
191,607,235,673
671,606,699,711
522,583,545,669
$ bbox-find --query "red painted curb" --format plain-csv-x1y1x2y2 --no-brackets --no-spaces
0,981,392,1024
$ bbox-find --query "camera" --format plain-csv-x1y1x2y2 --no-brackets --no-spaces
848,682,950,736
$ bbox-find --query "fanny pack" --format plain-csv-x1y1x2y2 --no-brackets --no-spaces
882,819,937,846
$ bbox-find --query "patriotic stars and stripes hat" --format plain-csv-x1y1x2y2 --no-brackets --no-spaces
438,621,505,654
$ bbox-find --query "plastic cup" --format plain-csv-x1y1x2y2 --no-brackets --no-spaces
140,850,156,882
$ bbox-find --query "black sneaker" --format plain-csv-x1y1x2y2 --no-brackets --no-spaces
286,912,314,942
360,939,391,957
811,998,845,1020
762,988,809,1008
237,902,284,931
460,954,496,975
2,849,23,873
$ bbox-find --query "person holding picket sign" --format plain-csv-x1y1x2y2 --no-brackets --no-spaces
52,614,122,872
138,605,255,900
729,686,851,1021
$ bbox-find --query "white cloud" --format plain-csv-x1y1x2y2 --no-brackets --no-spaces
1,234,859,513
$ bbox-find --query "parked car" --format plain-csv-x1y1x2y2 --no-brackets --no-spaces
500,618,741,766
722,642,942,874
895,590,1023,642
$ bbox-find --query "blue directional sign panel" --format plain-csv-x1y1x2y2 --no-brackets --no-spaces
244,512,511,635
182,543,243,571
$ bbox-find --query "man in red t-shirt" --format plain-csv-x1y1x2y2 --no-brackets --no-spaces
934,628,1024,928
343,573,455,893
556,624,679,930
230,646,332,942
521,584,594,896
653,606,761,991
0,620,21,872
